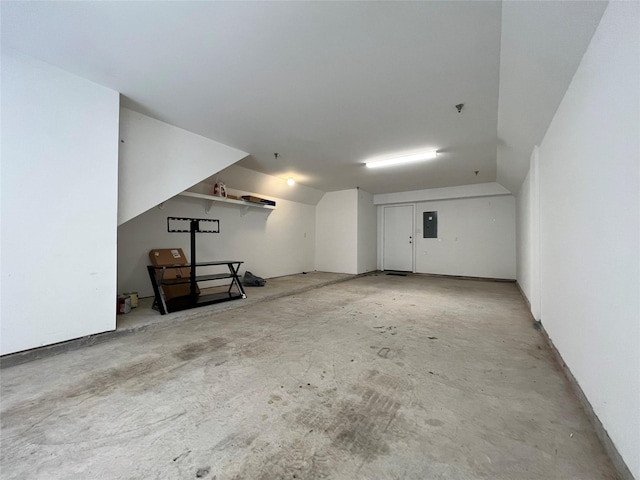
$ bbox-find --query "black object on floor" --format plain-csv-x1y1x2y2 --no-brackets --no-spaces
243,271,266,287
386,272,408,276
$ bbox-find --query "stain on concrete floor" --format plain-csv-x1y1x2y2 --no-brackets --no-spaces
0,274,618,479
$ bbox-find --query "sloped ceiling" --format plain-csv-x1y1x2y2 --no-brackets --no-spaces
2,1,606,195
497,1,607,192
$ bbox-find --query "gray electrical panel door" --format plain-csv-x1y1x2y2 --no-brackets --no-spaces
423,211,438,238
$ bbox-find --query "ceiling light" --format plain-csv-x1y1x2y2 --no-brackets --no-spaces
365,151,438,169
287,177,295,186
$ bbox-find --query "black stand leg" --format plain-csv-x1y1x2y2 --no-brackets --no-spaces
227,262,247,299
147,266,168,315
190,219,198,301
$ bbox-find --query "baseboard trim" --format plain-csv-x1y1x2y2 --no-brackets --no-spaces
538,323,634,480
413,272,516,283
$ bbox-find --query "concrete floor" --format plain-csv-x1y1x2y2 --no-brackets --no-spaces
116,271,354,332
0,274,617,479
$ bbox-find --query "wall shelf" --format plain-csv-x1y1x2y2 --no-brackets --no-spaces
178,191,276,215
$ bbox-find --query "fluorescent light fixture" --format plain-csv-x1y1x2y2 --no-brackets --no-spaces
287,177,295,186
366,151,438,169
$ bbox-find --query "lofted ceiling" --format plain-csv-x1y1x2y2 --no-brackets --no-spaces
2,1,607,195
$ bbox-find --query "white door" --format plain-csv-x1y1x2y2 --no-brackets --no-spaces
383,205,414,271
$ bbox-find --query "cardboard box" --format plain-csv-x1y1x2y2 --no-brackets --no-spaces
148,248,200,301
149,248,188,266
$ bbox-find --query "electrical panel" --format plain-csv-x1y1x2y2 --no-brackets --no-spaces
423,211,438,238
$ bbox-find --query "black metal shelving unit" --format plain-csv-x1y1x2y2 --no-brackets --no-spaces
147,217,247,315
147,260,246,315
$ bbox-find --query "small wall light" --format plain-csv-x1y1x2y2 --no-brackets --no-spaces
287,177,295,186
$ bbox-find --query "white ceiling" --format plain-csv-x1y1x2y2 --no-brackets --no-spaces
497,1,607,192
2,1,606,195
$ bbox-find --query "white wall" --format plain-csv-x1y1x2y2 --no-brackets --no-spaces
376,186,516,279
214,164,325,206
315,190,358,274
357,189,377,274
516,147,541,319
521,3,639,477
1,51,120,355
118,108,249,225
118,187,316,297
374,182,511,205
517,168,533,296
414,196,516,279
